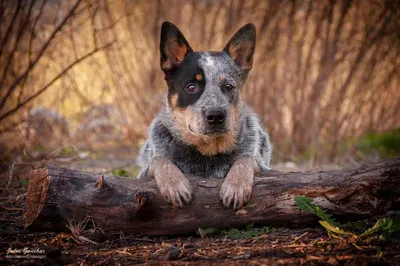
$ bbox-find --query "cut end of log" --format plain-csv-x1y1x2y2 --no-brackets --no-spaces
25,168,50,228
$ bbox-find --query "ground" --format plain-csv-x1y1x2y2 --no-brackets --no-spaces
1,149,399,265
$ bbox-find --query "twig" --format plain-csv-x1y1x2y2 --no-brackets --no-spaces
17,0,49,105
47,145,78,158
129,237,157,243
0,0,22,58
2,162,16,196
294,232,309,242
0,205,24,211
15,192,27,202
347,154,360,167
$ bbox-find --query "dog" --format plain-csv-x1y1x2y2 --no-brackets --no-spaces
137,21,272,210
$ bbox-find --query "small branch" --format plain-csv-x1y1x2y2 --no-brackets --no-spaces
0,0,82,110
2,162,16,196
0,0,36,92
0,0,22,58
17,0,49,105
1,205,24,211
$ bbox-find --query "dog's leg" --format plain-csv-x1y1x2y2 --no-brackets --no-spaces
149,157,193,208
219,156,258,210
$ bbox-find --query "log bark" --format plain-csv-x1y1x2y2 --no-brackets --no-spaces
25,157,400,236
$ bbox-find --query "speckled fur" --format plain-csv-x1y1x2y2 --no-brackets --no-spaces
137,22,272,209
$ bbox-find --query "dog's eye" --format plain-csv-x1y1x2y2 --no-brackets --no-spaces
225,84,234,91
185,84,198,93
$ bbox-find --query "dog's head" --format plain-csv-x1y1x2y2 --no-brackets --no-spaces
160,21,256,155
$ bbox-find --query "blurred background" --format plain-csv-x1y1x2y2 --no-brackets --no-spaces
1,0,400,172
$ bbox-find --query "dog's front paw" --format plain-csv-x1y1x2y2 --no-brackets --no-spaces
219,157,255,210
158,173,193,208
153,158,193,208
220,176,253,210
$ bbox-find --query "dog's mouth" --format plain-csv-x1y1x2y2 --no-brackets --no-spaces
188,124,228,136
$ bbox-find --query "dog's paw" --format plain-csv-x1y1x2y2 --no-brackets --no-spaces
153,160,193,207
220,175,253,210
159,174,193,207
219,158,255,210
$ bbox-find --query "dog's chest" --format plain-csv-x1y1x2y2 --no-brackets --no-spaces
168,141,237,178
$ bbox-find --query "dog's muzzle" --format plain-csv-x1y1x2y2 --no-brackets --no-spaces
202,108,228,135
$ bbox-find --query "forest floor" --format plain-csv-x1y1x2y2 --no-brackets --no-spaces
1,148,399,265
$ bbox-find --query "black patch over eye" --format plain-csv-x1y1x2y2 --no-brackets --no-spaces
185,83,198,93
167,52,205,108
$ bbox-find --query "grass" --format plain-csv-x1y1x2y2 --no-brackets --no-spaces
111,165,140,178
357,129,400,158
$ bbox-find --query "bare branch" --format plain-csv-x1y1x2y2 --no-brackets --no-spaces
0,0,82,111
0,42,113,122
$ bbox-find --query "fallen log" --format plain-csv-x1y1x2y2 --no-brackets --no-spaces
25,157,400,236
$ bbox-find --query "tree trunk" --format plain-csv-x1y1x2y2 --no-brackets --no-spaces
25,157,400,236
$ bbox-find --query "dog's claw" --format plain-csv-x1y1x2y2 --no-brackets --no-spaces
219,157,255,210
172,191,183,208
153,158,193,208
157,175,192,208
220,174,253,210
220,185,249,210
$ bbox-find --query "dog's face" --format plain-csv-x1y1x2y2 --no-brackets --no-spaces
160,22,256,155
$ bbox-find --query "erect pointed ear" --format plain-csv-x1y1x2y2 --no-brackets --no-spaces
223,23,256,72
160,21,193,72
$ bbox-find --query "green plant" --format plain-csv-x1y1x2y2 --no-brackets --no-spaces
295,196,400,242
111,169,129,177
61,147,72,154
295,196,339,227
20,179,29,185
357,129,400,158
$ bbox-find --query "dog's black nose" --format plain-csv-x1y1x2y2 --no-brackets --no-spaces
205,108,226,125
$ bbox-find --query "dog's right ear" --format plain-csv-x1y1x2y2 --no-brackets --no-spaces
160,21,193,73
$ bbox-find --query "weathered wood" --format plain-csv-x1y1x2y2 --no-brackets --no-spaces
25,157,400,236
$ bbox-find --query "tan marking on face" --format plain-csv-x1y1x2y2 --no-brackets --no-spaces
171,101,242,156
196,74,203,81
184,132,237,156
170,108,196,136
170,94,179,108
220,75,226,81
228,97,243,135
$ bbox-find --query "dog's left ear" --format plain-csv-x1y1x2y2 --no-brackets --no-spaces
223,23,256,72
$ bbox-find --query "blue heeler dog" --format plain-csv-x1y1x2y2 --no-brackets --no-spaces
137,21,272,210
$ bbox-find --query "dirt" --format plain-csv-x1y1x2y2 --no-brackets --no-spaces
1,153,399,265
